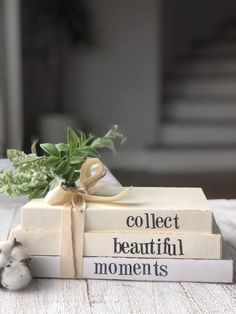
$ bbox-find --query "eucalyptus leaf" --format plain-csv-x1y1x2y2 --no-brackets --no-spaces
102,138,115,152
78,146,99,157
84,134,95,145
90,138,103,147
69,156,83,165
67,128,79,150
78,131,87,146
53,161,71,176
44,156,60,167
63,167,76,185
71,148,85,157
40,143,59,157
28,186,49,200
56,143,69,152
74,165,84,173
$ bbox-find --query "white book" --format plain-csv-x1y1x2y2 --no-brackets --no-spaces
30,255,233,283
9,226,222,259
21,187,213,233
84,232,222,259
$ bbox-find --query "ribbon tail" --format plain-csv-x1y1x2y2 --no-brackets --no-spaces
60,205,75,278
84,186,132,202
71,206,85,278
58,157,132,279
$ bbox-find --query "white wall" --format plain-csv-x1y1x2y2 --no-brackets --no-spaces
3,0,23,150
0,0,5,155
65,0,160,148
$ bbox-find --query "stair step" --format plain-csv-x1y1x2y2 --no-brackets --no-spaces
221,27,236,37
162,124,236,145
103,148,236,173
166,78,236,98
173,59,236,76
194,35,236,52
164,101,236,122
195,42,236,55
163,22,236,149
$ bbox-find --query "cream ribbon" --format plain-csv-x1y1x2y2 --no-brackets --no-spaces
46,158,131,278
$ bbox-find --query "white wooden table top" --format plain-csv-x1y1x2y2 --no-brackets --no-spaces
0,159,236,313
0,198,236,313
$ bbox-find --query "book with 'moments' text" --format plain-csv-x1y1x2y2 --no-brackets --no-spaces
30,253,233,283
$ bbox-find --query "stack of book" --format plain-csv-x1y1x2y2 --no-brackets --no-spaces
9,186,233,282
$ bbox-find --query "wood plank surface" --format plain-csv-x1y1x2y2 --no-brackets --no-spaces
87,280,200,314
0,279,91,314
181,282,236,314
0,198,236,313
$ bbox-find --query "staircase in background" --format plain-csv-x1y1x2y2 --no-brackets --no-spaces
105,22,236,175
163,22,236,147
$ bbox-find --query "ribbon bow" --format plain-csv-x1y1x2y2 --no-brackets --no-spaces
64,158,131,213
46,158,131,278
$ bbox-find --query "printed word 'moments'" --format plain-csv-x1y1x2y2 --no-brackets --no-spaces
94,261,168,277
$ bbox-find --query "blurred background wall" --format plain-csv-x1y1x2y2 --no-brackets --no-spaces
65,0,160,148
0,0,23,151
0,0,6,156
1,0,236,197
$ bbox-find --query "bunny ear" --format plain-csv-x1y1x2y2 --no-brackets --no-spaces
13,238,23,247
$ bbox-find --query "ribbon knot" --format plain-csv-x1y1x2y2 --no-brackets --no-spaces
63,158,131,214
78,187,86,194
46,158,131,278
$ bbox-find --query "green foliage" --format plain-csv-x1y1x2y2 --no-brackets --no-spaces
0,125,126,199
0,150,51,200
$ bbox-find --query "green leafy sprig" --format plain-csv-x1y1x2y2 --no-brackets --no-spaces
0,125,126,200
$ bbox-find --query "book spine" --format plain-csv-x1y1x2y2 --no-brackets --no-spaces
85,209,213,233
84,232,222,259
30,256,233,283
9,227,60,256
21,207,213,233
9,227,222,259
